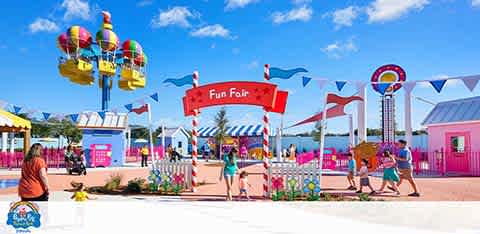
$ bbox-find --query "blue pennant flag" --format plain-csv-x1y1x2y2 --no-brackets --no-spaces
376,83,392,95
302,76,312,87
150,93,159,102
98,111,106,119
42,112,51,121
269,67,308,80
13,106,22,115
69,114,79,123
429,80,447,93
124,104,133,112
163,75,194,87
335,81,347,91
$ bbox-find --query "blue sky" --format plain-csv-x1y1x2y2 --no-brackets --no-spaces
1,0,480,134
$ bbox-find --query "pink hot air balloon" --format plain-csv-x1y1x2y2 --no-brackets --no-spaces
57,33,77,54
67,26,93,49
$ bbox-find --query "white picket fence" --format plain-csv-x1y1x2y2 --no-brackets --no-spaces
268,161,322,196
154,159,193,190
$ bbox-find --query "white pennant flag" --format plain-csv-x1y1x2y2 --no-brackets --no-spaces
402,81,417,94
316,79,329,90
461,75,480,92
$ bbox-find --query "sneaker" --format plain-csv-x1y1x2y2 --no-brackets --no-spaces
369,191,377,195
408,192,420,197
387,186,396,192
395,191,401,196
355,190,362,194
347,186,356,190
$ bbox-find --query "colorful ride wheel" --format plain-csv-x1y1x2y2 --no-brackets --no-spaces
371,64,406,94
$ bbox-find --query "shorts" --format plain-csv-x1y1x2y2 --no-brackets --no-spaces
223,172,234,179
360,177,370,186
399,168,413,180
239,188,247,193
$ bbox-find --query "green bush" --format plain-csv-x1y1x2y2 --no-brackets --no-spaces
125,178,146,193
322,192,332,201
358,193,372,201
104,173,123,191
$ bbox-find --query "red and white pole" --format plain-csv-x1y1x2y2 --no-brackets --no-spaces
191,71,199,192
263,64,270,198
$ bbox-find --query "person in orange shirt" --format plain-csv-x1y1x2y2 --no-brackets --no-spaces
140,145,149,167
18,143,50,201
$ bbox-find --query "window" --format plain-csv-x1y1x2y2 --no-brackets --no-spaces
450,136,465,153
178,141,182,148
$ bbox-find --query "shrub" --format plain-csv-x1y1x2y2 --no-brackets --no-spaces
358,193,372,201
322,192,332,201
125,178,146,193
104,173,123,191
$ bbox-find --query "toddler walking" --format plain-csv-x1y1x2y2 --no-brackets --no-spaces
238,171,251,200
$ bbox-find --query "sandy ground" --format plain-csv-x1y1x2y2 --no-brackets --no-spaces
1,161,480,201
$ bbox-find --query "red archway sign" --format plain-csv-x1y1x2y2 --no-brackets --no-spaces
182,81,288,116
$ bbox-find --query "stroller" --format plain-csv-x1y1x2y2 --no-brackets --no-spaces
65,153,87,176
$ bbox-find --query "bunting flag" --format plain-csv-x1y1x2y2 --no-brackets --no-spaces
163,74,194,87
69,114,79,123
289,104,347,128
376,83,392,95
42,112,51,121
131,104,149,115
268,67,308,80
355,81,367,92
111,108,119,114
461,76,480,92
150,93,159,102
429,80,447,93
403,82,416,94
335,81,347,91
317,79,328,90
98,111,106,119
326,93,363,105
124,104,133,112
302,76,312,87
13,106,22,115
0,100,7,109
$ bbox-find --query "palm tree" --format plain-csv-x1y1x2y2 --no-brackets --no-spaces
214,107,228,159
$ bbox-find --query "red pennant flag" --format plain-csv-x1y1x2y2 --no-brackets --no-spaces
326,93,363,105
131,104,149,115
290,104,346,127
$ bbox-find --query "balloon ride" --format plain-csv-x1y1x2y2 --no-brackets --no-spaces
57,11,148,111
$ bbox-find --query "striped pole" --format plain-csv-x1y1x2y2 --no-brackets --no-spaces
191,71,199,192
263,64,270,198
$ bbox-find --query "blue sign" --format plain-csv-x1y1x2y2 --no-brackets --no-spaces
6,201,41,233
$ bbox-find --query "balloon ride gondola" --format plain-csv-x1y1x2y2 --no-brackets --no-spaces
56,11,148,111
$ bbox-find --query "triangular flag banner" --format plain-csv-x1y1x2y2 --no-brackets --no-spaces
376,83,392,95
317,79,328,90
150,93,159,102
461,76,480,92
69,114,79,122
136,98,146,105
403,82,416,94
42,112,51,121
13,106,22,115
124,104,133,112
55,114,65,120
302,76,312,87
98,111,106,119
355,81,367,92
335,81,347,91
111,108,118,114
429,80,447,93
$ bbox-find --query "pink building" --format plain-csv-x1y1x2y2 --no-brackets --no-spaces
422,96,480,175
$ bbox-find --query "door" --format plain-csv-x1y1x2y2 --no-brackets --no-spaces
445,132,470,174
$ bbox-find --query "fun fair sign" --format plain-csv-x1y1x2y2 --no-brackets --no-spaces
182,81,288,116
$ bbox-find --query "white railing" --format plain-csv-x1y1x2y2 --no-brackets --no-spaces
155,159,193,190
268,161,321,196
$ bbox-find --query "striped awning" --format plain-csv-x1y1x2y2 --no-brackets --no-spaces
0,109,31,130
197,124,274,137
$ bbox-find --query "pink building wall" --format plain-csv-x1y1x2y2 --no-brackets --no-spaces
427,121,480,152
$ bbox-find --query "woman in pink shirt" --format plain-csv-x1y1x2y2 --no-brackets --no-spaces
377,150,400,195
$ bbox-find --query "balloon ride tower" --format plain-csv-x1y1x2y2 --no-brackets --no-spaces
57,11,147,111
371,65,406,143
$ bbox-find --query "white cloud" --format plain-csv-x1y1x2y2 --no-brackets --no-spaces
322,38,358,59
272,5,313,24
332,6,360,29
29,18,59,33
137,0,154,7
366,0,429,23
292,0,311,4
473,0,480,7
225,0,258,10
190,24,231,38
151,6,198,28
61,0,91,21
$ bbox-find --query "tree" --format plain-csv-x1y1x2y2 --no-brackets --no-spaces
130,126,149,140
52,119,82,145
214,107,228,159
311,120,323,143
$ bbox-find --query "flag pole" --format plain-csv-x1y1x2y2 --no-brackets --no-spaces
147,103,155,169
318,92,329,191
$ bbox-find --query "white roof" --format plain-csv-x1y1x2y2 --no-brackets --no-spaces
77,112,128,130
157,126,189,138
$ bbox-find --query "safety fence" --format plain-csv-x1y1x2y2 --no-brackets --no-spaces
154,159,193,191
268,161,321,196
0,148,81,169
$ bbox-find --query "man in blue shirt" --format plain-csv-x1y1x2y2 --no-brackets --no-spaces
346,152,357,190
393,140,420,197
